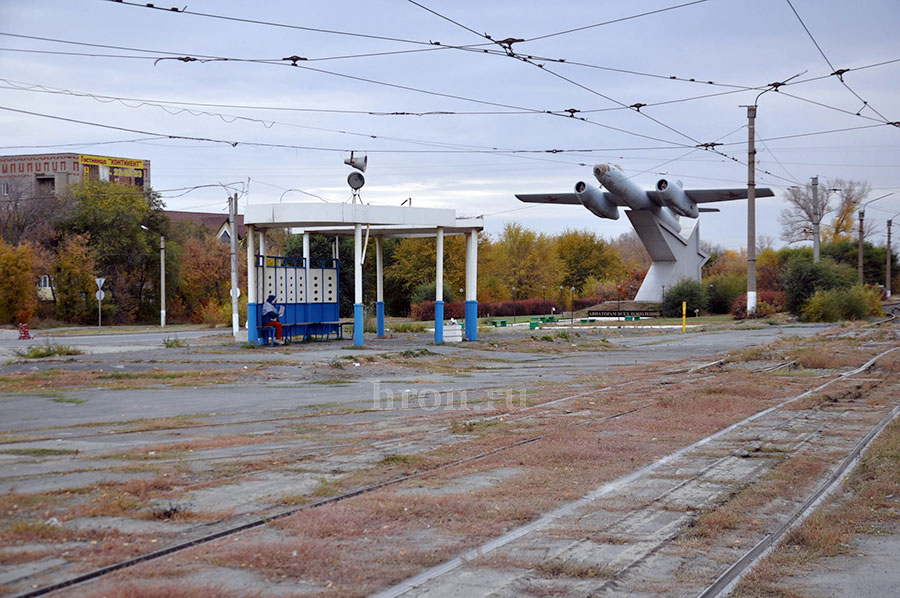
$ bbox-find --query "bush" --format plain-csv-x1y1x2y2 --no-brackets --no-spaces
706,273,746,314
780,257,853,315
409,281,458,305
660,279,708,317
409,299,562,321
198,300,230,327
801,285,883,322
730,290,787,319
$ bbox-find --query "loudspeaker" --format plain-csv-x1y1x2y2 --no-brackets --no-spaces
344,152,367,172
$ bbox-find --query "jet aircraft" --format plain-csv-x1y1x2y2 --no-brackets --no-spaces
515,162,774,232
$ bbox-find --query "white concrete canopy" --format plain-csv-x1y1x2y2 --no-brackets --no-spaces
244,203,459,229
243,202,483,346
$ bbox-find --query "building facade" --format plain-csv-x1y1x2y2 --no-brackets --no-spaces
0,153,151,198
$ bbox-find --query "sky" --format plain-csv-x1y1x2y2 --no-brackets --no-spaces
1,0,898,250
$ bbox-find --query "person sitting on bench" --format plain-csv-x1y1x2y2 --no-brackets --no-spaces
261,295,284,344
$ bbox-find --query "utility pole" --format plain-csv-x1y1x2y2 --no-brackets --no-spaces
811,176,821,263
887,218,893,298
858,207,865,284
229,192,240,340
745,104,757,316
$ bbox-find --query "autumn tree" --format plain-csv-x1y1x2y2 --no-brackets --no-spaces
483,223,560,299
555,229,625,293
822,179,871,243
55,180,168,322
176,234,231,322
0,240,37,324
52,234,98,324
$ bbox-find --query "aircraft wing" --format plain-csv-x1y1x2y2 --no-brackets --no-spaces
515,192,623,205
685,188,775,203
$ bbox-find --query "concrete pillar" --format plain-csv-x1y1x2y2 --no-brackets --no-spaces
465,230,478,341
354,224,364,347
247,225,257,345
435,227,444,344
303,232,310,312
376,237,385,338
259,230,268,301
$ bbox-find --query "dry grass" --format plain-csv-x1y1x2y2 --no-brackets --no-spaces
686,453,828,541
733,415,900,597
0,368,243,392
534,559,617,579
85,581,251,598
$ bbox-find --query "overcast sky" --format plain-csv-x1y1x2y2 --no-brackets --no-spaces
1,0,898,249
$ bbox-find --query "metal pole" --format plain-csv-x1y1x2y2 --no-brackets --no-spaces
746,105,757,315
160,235,166,327
858,210,865,284
811,176,820,263
570,287,575,325
229,193,240,340
887,220,893,298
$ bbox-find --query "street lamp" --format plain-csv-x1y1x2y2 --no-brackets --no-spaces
616,284,622,321
511,286,517,323
858,193,894,284
140,225,165,327
570,286,575,325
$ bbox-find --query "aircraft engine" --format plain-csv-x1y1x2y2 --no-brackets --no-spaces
575,181,619,220
655,178,698,218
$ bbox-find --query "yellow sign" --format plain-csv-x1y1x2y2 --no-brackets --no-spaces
79,155,144,169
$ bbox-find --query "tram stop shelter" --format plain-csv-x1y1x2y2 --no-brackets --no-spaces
243,202,483,347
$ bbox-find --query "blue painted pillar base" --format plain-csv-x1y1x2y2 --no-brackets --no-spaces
376,301,385,338
247,303,259,345
353,303,364,347
434,301,444,344
465,300,478,341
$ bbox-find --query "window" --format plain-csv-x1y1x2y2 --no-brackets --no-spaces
1,181,7,195
38,275,51,289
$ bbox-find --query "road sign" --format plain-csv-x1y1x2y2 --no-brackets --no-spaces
95,278,105,289
96,290,105,301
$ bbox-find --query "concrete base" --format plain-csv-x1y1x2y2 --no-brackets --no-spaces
434,301,444,344
628,210,709,303
376,301,385,338
247,303,258,345
465,300,478,341
353,303,364,347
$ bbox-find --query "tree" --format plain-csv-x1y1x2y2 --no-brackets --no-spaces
0,178,60,247
484,223,560,299
822,179,871,243
55,180,167,322
176,234,231,322
52,234,98,324
555,229,624,293
0,240,37,324
779,182,832,262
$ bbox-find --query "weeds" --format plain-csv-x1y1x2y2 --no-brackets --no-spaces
535,559,617,579
0,447,78,457
51,396,85,404
13,343,82,359
162,337,188,348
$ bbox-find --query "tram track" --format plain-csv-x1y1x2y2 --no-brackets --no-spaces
6,342,895,598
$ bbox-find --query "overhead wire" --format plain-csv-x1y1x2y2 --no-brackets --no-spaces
784,0,890,121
